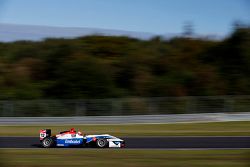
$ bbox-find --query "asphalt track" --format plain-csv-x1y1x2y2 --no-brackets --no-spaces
1,137,250,149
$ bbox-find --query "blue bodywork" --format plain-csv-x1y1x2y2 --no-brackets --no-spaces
85,136,111,143
56,136,111,147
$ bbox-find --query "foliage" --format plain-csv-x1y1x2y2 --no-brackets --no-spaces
0,27,249,99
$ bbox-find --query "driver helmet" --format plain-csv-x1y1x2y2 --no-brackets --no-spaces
70,128,76,133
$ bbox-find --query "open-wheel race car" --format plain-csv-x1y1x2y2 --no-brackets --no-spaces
40,128,125,148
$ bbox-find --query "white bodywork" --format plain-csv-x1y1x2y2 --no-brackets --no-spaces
85,134,124,148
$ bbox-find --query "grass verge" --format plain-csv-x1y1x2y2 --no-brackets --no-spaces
1,121,250,136
0,149,249,167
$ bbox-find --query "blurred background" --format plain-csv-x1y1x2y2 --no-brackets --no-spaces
0,1,250,167
0,0,249,117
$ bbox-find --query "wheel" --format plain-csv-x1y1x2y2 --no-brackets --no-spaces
41,137,54,148
96,138,108,148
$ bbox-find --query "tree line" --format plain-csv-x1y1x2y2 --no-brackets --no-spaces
0,27,249,99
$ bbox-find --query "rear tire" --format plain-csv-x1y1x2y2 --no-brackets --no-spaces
96,138,108,148
42,137,54,148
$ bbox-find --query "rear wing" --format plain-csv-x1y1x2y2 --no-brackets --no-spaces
40,129,51,141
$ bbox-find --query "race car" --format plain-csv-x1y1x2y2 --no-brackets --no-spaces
39,128,125,148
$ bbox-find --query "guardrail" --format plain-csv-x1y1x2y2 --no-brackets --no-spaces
1,112,250,125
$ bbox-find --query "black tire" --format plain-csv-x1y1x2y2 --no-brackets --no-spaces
96,138,108,148
41,137,54,148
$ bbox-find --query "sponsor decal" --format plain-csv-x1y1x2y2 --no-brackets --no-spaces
65,139,81,144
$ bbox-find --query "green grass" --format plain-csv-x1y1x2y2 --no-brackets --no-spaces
0,149,249,167
1,121,250,136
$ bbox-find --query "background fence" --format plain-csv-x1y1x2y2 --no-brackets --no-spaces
1,96,250,117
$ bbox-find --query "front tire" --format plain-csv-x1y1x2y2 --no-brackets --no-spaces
96,138,108,148
42,137,54,148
